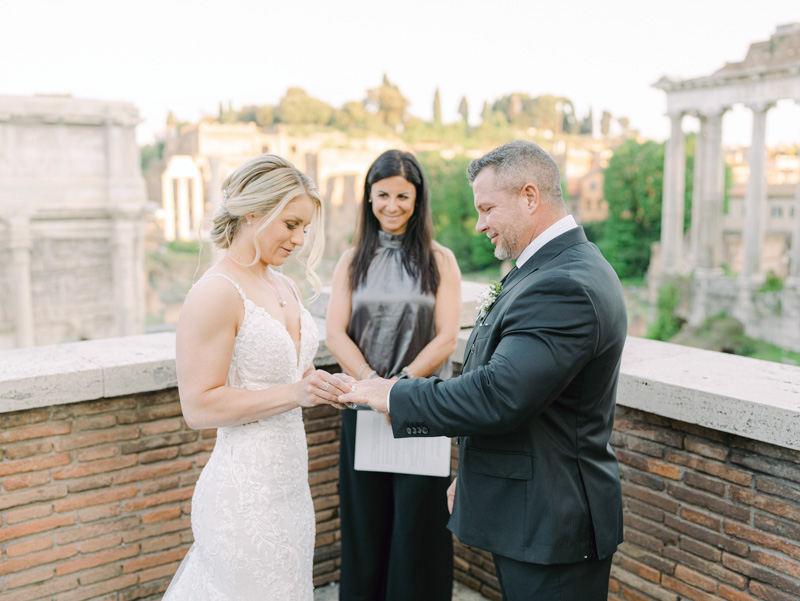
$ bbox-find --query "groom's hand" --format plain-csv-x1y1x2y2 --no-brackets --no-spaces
339,377,393,414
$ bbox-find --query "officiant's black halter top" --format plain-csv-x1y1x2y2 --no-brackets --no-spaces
347,230,452,379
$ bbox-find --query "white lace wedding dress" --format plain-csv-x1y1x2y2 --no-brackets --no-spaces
163,274,319,601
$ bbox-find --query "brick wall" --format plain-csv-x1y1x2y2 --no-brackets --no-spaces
3,385,800,601
0,389,343,601
609,406,800,601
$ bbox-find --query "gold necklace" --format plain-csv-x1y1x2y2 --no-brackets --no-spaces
227,251,289,308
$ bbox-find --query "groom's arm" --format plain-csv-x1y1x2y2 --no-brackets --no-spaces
389,275,598,438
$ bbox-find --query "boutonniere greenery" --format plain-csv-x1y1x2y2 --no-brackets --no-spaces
476,280,503,323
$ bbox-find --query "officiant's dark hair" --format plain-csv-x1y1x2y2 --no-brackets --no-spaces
349,150,439,295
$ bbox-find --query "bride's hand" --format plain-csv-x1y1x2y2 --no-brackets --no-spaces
295,370,351,410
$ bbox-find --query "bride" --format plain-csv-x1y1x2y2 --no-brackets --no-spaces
163,154,352,600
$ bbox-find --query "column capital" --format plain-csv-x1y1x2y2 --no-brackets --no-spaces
746,101,776,114
695,106,729,120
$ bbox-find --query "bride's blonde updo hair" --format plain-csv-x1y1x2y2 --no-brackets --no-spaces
210,154,325,296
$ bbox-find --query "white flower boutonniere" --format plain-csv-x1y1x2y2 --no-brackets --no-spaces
476,280,503,323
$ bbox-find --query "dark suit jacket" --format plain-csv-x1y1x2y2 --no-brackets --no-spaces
390,227,626,565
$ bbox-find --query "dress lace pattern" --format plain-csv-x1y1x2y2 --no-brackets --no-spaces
163,273,319,601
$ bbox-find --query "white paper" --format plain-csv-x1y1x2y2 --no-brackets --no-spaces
354,410,451,477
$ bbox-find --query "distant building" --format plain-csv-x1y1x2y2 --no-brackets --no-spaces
0,95,148,348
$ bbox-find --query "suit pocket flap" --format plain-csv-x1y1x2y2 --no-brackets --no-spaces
467,448,533,480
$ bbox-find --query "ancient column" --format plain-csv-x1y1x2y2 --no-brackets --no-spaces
162,176,176,241
661,112,686,275
111,215,140,336
690,115,706,270
8,217,35,347
177,178,191,240
741,103,773,281
697,108,726,270
788,145,800,285
191,175,204,233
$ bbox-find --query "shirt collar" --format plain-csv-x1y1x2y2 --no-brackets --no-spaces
515,215,578,268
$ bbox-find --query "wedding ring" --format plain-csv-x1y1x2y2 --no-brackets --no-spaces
323,381,330,392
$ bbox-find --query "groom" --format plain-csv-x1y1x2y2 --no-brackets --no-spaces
341,140,626,600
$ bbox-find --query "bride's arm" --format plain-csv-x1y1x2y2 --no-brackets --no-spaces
176,277,349,430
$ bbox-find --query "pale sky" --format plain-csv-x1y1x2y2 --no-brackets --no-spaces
3,0,799,147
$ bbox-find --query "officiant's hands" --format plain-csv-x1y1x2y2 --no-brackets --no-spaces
339,377,394,414
447,478,457,514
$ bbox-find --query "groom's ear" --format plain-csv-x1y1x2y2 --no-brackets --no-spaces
521,183,540,214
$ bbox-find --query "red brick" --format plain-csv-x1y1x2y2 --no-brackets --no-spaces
141,475,180,495
0,544,79,575
3,439,53,460
680,538,721,562
4,566,54,589
0,453,71,477
0,421,71,444
616,450,681,480
139,403,184,422
620,556,660,583
123,431,198,454
123,486,194,512
750,550,800,578
123,547,188,573
664,515,749,556
79,503,123,522
0,483,69,510
1,409,48,429
79,563,122,585
201,428,217,439
53,426,140,451
141,418,183,436
667,484,750,521
662,575,718,601
749,581,799,601
123,517,191,543
719,585,759,601
112,459,193,485
73,414,117,431
621,482,679,513
0,575,77,601
662,547,747,589
624,514,679,545
76,445,120,462
683,471,726,496
684,436,730,461
5,534,54,558
67,474,113,493
722,554,800,595
674,565,716,592
81,533,123,553
141,533,182,554
724,520,800,561
53,455,139,480
680,507,723,531
730,486,800,523
53,484,138,512
138,561,181,583
3,469,51,491
138,447,179,464
666,450,752,486
54,516,139,545
50,573,138,601
627,437,666,458
4,503,53,525
141,506,182,525
625,529,664,553
56,543,140,575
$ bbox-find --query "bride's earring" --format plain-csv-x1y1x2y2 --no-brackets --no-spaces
247,220,252,225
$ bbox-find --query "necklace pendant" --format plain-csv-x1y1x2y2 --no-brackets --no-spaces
279,300,287,307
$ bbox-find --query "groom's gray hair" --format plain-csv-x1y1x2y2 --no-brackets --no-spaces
467,140,564,207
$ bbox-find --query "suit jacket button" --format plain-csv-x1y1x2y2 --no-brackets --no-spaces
406,428,412,435
422,427,429,434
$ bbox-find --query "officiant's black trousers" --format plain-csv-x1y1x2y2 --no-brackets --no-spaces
338,409,453,601
492,552,613,601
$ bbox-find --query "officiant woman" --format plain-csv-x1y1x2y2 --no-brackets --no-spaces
326,150,462,600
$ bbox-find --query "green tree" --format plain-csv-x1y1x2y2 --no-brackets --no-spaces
579,107,594,136
366,74,409,128
433,88,442,125
331,101,371,128
418,152,497,273
256,105,275,127
275,87,334,125
600,139,666,278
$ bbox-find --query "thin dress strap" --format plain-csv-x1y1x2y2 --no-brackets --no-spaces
202,273,247,302
273,270,303,304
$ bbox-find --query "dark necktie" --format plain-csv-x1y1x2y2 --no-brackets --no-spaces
500,265,518,285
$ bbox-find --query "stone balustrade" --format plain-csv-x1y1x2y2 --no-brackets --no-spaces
1,293,800,601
